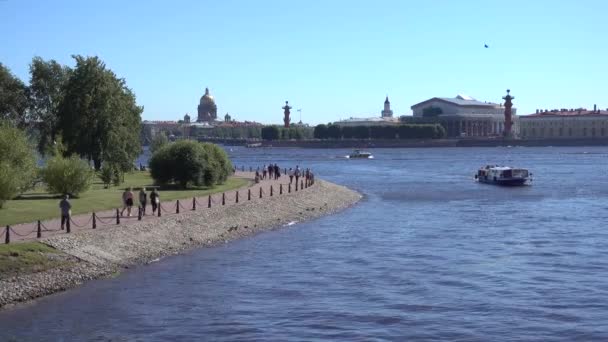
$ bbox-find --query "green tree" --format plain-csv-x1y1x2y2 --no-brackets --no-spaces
327,124,342,139
150,132,169,154
0,123,37,207
0,63,29,128
57,55,142,170
261,126,280,140
353,125,369,139
314,124,328,139
28,57,72,154
41,154,94,196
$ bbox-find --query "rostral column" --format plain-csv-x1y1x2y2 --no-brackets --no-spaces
282,101,292,128
502,89,514,138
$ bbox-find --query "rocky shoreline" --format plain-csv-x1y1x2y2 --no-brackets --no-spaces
0,179,361,309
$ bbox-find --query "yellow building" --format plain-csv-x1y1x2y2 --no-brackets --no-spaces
519,106,608,139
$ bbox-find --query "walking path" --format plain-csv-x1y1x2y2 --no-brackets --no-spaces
4,170,313,243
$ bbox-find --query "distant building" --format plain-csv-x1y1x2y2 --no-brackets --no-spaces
197,87,217,122
519,105,608,139
405,94,518,138
335,96,400,126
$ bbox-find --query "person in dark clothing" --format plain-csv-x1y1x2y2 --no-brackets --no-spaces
294,165,301,185
150,189,159,214
274,164,280,179
59,194,71,231
139,187,148,216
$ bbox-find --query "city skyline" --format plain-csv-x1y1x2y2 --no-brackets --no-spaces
1,0,607,125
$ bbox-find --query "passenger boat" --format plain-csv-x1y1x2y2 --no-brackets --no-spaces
246,142,262,148
474,165,531,186
347,150,373,159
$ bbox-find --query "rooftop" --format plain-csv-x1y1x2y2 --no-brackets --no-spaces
523,108,608,117
412,95,501,108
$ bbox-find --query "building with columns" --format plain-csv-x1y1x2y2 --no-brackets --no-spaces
405,94,518,138
519,106,608,139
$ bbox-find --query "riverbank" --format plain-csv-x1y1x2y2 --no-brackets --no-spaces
0,179,361,309
198,137,608,148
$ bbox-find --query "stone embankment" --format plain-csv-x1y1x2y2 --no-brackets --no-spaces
0,179,361,308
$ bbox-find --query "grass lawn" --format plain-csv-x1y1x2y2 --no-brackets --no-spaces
0,172,250,226
0,242,68,277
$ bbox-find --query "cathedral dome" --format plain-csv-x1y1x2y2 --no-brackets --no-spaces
199,87,215,106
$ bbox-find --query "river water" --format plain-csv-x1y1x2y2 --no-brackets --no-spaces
1,147,608,341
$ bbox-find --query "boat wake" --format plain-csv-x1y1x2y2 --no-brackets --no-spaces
285,221,298,226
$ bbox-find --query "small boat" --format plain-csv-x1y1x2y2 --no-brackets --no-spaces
246,142,262,148
475,165,531,186
347,150,373,159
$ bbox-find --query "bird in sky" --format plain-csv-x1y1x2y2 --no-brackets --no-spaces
484,44,489,48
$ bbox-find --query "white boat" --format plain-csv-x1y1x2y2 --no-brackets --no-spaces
347,150,373,159
246,142,262,148
475,165,531,186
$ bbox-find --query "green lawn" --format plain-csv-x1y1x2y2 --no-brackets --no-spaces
0,172,250,226
0,242,68,277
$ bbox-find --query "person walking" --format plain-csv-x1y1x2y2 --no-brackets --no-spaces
150,188,159,214
288,167,294,184
274,164,280,179
139,187,148,216
294,165,301,185
262,164,267,179
268,164,274,179
121,187,135,217
59,194,71,231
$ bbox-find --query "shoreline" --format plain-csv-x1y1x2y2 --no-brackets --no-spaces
197,137,608,148
0,179,362,309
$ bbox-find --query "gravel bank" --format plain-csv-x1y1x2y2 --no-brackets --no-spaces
0,179,361,308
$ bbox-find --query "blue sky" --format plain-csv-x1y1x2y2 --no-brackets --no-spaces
1,0,606,125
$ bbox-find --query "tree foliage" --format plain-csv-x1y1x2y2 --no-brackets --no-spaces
148,141,232,189
28,57,72,154
261,126,281,141
57,55,142,170
41,154,94,196
0,123,37,207
313,124,328,139
150,132,169,154
0,63,29,128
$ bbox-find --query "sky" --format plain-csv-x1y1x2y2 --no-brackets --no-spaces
1,0,607,125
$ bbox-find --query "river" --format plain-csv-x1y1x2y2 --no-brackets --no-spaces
1,147,608,341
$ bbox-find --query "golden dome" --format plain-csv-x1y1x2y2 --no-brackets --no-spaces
200,87,215,105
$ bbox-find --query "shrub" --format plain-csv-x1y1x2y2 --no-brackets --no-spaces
0,124,37,208
99,163,115,188
41,155,94,196
149,141,234,188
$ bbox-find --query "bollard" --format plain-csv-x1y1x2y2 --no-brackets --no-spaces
37,220,42,238
208,195,212,208
301,179,304,190
236,191,239,203
295,181,298,191
270,185,273,196
259,187,263,198
284,168,287,175
222,193,226,205
138,206,142,220
248,189,251,201
250,166,252,172
5,225,9,244
66,219,71,233
116,208,120,224
192,197,196,210
289,183,292,193
92,213,97,229
176,200,180,214
280,184,283,194
158,201,162,217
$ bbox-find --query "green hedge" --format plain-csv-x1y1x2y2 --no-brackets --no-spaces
313,124,445,139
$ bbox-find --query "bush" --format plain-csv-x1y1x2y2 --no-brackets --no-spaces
41,155,95,196
0,124,37,208
149,141,233,188
99,163,116,188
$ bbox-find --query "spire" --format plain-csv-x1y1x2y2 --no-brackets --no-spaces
205,87,209,95
385,95,390,104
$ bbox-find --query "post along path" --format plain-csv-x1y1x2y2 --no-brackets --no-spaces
5,171,312,243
